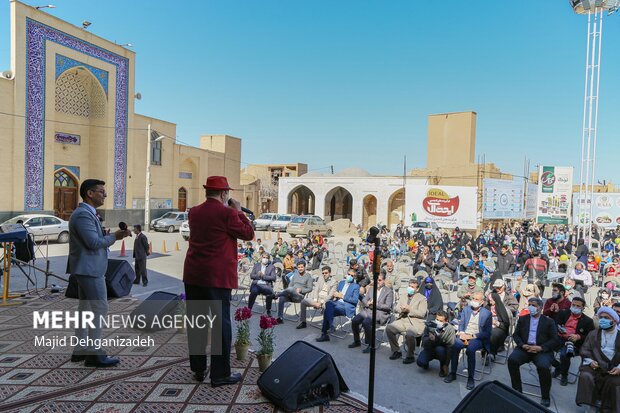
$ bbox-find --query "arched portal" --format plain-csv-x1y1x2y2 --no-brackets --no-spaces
324,186,353,222
362,195,377,230
288,185,315,215
388,189,406,228
53,169,78,221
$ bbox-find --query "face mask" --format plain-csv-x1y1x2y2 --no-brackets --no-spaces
601,293,610,300
598,318,614,330
346,275,354,283
261,258,269,265
570,306,582,315
407,287,415,296
470,301,481,309
447,254,452,258
425,284,433,290
564,284,573,290
575,269,583,275
528,305,539,316
553,293,562,300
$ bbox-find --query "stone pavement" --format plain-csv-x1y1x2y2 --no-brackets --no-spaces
0,292,381,413
2,230,594,412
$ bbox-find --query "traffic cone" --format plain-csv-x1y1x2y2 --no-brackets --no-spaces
162,240,167,253
119,240,126,257
149,242,153,255
175,241,180,251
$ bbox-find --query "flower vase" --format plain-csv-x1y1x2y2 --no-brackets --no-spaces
235,342,250,361
257,353,272,372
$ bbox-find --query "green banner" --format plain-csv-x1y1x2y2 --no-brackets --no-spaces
541,166,555,194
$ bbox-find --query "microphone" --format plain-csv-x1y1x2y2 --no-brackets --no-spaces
228,199,254,216
119,222,132,237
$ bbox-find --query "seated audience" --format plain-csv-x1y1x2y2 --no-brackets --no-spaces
275,261,314,323
297,265,338,329
350,274,394,353
419,275,443,320
417,310,456,377
543,283,571,323
386,279,427,364
247,252,277,316
316,273,360,342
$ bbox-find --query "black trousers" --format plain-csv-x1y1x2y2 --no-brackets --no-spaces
490,327,508,355
248,283,274,311
134,259,148,284
508,347,553,399
184,283,231,380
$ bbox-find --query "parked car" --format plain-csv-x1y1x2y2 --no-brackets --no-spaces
411,221,440,239
1,214,70,243
253,213,278,231
150,212,188,232
180,220,190,241
270,214,297,232
287,215,332,238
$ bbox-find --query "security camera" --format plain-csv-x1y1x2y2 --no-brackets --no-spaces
1,70,14,79
82,21,91,29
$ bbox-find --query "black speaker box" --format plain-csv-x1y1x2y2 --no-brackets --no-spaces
130,291,180,331
452,381,553,413
65,259,135,299
258,340,348,412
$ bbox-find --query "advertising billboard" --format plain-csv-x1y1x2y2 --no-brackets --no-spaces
525,183,538,220
573,193,620,229
406,185,478,229
482,178,525,219
536,166,573,224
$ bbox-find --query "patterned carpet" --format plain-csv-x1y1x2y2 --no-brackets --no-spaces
0,292,374,413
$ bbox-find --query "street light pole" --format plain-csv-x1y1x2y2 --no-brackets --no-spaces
145,124,152,231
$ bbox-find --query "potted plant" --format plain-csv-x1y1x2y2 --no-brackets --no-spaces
256,315,278,371
234,307,252,361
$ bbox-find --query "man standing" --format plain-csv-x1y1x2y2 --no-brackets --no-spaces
183,176,254,385
508,297,559,408
67,179,130,367
132,224,150,286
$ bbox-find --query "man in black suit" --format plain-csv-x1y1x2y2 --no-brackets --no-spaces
508,297,560,408
247,252,277,315
132,224,150,286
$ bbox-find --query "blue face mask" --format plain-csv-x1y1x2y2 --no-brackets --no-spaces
407,287,415,296
598,318,613,330
346,275,354,283
570,306,582,315
528,305,539,316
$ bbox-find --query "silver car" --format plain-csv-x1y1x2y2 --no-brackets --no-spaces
2,214,70,243
151,212,188,232
180,220,190,241
269,214,297,232
253,213,278,231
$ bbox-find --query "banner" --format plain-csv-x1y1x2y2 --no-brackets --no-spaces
525,183,538,220
536,166,573,224
405,185,477,229
482,178,525,219
572,193,620,228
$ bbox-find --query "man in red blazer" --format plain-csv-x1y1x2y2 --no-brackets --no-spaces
183,176,254,386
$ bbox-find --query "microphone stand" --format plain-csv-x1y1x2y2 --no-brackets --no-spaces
367,229,381,413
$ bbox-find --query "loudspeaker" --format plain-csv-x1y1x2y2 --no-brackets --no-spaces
258,340,348,412
130,291,180,331
65,259,135,299
452,381,553,413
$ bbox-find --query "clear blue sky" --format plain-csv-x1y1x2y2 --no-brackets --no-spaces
1,1,619,181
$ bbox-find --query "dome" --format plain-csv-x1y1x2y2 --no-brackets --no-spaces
302,171,326,177
334,168,372,177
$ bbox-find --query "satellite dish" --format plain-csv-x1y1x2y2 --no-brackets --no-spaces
1,70,13,79
135,92,142,100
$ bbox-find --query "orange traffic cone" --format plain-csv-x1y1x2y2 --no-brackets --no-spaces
149,242,153,255
119,240,126,257
175,241,180,251
162,240,167,253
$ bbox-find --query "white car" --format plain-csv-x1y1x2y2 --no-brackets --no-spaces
269,214,297,232
411,221,441,239
2,214,70,243
253,213,278,231
180,220,190,241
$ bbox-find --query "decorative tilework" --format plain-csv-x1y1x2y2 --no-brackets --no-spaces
56,54,109,95
178,172,192,179
25,18,129,210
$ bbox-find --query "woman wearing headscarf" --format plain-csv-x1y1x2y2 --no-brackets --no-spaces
418,275,443,321
576,307,620,413
486,290,512,358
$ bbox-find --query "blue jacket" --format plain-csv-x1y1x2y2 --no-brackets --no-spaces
66,203,116,278
336,279,361,318
458,305,493,351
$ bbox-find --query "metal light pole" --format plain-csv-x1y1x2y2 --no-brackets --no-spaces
144,124,165,231
571,0,619,246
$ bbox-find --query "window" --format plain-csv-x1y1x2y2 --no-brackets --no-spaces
42,217,61,226
151,139,162,166
26,217,43,227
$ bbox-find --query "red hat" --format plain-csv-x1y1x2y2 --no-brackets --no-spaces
203,176,233,190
